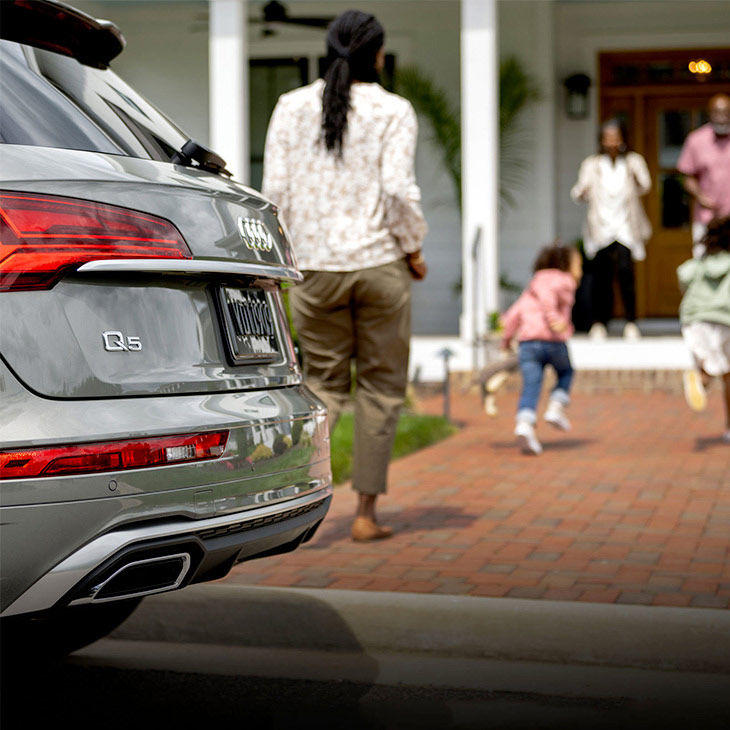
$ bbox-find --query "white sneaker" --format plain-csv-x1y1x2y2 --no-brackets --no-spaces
515,421,542,455
683,370,707,411
623,322,641,339
544,400,571,431
589,322,607,340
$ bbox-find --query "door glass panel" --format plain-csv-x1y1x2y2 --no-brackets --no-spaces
659,110,692,168
249,58,308,191
647,62,674,84
660,172,690,228
611,64,640,86
656,108,707,230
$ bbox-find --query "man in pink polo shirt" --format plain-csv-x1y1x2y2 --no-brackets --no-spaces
678,93,730,257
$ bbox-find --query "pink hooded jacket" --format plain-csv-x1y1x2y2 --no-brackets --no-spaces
501,269,577,345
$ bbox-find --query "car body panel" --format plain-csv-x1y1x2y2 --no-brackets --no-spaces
0,27,331,628
0,277,299,397
0,359,331,613
0,146,295,270
0,359,330,501
2,489,332,616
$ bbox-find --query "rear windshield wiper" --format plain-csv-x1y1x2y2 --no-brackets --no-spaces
171,139,232,177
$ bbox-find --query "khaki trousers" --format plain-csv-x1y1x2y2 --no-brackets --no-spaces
290,259,412,496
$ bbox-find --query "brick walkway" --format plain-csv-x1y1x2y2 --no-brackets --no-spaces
224,379,730,609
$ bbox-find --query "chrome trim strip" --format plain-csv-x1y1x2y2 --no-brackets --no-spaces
72,552,192,606
1,486,331,617
77,259,303,283
213,480,325,511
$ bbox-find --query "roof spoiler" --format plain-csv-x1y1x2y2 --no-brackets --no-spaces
0,0,125,69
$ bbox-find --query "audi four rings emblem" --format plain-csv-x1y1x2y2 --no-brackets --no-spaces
237,217,275,252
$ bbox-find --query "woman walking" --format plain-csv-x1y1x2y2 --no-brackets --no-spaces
571,119,651,339
263,10,428,541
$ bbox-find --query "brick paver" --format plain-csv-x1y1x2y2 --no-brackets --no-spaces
223,381,730,608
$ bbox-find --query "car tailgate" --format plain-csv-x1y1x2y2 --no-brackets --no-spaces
0,148,301,398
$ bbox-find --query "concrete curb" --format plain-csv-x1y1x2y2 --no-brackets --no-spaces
111,584,730,674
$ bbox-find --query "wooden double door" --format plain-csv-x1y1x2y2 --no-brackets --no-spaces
600,50,730,317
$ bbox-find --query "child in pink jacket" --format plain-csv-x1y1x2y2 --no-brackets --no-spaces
501,243,583,454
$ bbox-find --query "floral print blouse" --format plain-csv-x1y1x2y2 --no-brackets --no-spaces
262,78,427,272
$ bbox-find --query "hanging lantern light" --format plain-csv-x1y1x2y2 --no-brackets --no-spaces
563,73,592,120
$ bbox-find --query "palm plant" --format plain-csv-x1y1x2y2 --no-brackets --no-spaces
498,57,542,208
395,65,463,206
395,57,541,210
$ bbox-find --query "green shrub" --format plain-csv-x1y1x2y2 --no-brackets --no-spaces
330,411,458,485
273,433,288,456
249,443,273,462
291,420,303,445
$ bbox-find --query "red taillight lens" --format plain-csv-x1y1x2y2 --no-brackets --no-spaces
0,431,229,479
0,191,192,291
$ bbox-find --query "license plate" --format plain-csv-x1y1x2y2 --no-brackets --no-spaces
217,286,280,363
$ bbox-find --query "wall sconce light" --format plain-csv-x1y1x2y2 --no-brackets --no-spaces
563,73,591,120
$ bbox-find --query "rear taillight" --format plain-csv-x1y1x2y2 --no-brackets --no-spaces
0,191,192,291
0,431,229,480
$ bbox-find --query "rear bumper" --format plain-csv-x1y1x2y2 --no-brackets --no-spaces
0,363,332,615
1,486,331,617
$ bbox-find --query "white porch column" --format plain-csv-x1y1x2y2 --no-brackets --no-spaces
209,0,249,183
460,0,499,362
534,0,556,241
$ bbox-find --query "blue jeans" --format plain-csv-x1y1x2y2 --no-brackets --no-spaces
517,340,574,423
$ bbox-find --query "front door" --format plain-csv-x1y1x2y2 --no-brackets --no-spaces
599,48,729,318
644,96,709,315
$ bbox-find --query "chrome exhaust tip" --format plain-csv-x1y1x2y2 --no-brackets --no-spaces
74,553,192,605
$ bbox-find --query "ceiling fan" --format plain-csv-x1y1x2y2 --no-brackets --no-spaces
251,1,335,36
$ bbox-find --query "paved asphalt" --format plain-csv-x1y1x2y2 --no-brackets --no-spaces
4,584,730,729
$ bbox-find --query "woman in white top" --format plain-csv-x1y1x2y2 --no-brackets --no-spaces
263,10,427,541
571,119,651,339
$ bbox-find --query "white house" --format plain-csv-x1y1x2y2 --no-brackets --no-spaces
72,0,730,374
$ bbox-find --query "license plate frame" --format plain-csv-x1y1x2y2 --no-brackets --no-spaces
216,286,280,364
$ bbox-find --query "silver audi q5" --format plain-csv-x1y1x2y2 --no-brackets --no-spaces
0,0,332,654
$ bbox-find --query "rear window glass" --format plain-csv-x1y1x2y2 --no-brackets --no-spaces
0,40,187,161
0,41,119,154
